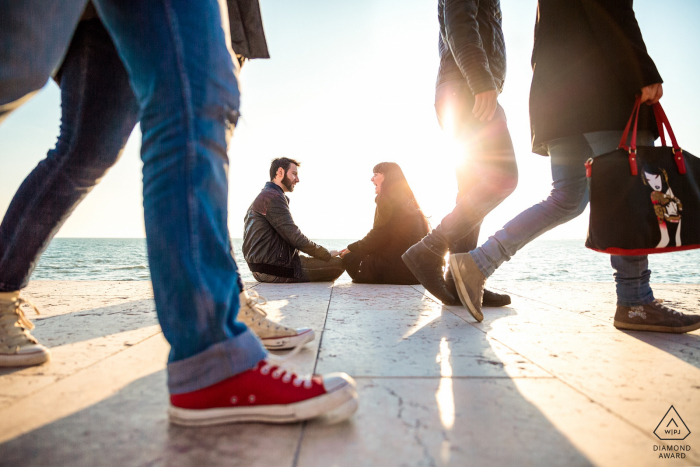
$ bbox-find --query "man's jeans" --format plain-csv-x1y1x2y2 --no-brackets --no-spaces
0,0,267,393
470,131,655,307
253,256,345,283
424,85,518,256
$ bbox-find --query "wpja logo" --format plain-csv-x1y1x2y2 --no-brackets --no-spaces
653,406,692,460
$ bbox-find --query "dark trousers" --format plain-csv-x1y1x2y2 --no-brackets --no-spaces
253,256,345,283
424,84,519,256
342,252,419,285
0,19,140,291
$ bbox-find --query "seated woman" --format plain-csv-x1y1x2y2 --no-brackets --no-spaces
339,162,429,284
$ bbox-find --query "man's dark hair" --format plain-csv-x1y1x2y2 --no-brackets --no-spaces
269,157,301,181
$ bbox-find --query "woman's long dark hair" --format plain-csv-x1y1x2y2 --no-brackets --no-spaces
373,162,429,229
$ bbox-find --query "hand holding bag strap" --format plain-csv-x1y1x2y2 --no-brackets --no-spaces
618,97,643,175
652,103,686,174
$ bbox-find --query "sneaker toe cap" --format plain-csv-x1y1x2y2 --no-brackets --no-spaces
322,372,356,393
17,344,50,356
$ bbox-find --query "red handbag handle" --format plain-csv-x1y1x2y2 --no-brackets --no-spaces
618,97,642,175
618,97,686,175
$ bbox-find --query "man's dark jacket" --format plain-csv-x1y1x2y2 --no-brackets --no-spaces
530,0,662,155
243,182,331,278
436,0,506,95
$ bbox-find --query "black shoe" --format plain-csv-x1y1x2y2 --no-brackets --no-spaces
446,268,510,308
402,242,458,305
482,289,511,307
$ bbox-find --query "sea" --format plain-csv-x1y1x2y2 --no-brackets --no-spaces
31,238,700,285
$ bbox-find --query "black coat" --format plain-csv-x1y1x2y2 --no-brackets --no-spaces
227,0,270,60
346,201,430,284
530,0,662,155
436,0,506,95
243,183,330,278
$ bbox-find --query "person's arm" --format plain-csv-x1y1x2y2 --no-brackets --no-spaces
582,0,662,92
346,207,394,255
442,0,498,121
443,0,495,94
265,195,331,261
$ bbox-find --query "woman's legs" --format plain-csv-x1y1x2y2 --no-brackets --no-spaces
470,131,655,307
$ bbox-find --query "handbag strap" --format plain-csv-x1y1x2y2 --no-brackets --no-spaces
652,105,667,147
618,97,642,175
652,103,686,174
618,97,686,175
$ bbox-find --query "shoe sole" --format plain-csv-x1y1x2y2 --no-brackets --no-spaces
168,381,359,426
0,350,50,367
261,328,315,350
613,320,700,334
448,256,483,322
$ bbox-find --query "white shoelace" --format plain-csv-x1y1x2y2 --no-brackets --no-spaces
261,350,314,388
0,297,40,331
258,326,315,388
653,299,682,317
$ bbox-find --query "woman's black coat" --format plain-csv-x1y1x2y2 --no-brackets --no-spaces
530,0,662,155
345,202,429,285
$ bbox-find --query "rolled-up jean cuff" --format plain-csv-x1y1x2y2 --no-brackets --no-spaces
469,250,494,278
167,329,268,394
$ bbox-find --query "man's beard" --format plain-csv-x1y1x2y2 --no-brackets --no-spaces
282,173,295,192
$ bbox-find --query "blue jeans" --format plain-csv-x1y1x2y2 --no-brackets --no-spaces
470,131,655,307
0,0,267,393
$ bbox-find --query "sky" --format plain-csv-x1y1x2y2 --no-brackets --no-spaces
1,0,699,242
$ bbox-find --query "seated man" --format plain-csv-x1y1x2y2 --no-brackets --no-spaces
243,157,345,283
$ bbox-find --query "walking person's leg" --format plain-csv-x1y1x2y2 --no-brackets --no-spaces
0,18,140,367
450,135,594,320
93,0,358,424
403,91,518,305
452,129,700,332
582,133,700,333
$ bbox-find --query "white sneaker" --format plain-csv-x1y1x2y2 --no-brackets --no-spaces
0,291,51,367
238,290,315,350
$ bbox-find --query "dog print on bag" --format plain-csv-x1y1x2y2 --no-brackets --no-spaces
642,165,682,248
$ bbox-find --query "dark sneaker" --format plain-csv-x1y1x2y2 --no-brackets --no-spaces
402,242,457,305
448,253,486,322
614,299,700,334
445,270,510,307
169,357,358,426
482,289,511,307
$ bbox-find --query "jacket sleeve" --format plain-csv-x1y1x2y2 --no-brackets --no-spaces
347,208,393,255
582,0,662,90
442,0,497,95
265,195,331,261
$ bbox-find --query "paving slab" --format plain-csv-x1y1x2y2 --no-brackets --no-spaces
318,306,549,378
0,344,302,467
1,280,699,467
300,378,692,467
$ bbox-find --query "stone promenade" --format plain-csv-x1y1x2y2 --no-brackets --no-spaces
0,279,698,466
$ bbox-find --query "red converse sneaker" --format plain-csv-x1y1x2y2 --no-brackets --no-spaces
168,358,358,426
